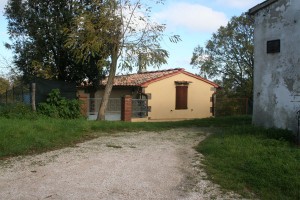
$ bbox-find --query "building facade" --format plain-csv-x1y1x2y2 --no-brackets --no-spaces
249,0,300,133
78,68,219,121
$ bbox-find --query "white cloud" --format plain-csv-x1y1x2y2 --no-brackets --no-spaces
216,0,262,9
155,2,228,33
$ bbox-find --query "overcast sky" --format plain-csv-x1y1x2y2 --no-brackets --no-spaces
0,0,263,76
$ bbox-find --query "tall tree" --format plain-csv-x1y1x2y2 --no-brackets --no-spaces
190,14,254,99
65,0,180,120
5,0,107,85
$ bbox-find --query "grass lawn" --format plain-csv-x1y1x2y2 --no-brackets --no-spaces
196,123,300,200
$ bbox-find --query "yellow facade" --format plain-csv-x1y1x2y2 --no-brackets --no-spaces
145,73,216,120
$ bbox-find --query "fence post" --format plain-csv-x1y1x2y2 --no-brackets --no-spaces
121,95,132,122
31,83,36,112
297,110,300,146
22,87,24,102
12,86,14,102
78,94,88,117
245,98,249,115
6,89,8,104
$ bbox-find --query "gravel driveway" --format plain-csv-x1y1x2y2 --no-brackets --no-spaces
0,128,244,200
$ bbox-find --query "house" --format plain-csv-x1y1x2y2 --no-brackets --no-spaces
78,68,219,121
248,0,300,136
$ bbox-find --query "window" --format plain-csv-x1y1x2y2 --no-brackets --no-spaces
267,39,280,53
176,86,188,109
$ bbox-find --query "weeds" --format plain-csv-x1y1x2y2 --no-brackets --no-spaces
197,124,300,200
0,103,38,119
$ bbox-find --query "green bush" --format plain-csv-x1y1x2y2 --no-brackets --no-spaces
0,102,37,119
38,89,81,119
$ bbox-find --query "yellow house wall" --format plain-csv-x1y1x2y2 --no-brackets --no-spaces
145,73,216,120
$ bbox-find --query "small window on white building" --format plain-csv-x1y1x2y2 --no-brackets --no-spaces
267,39,280,53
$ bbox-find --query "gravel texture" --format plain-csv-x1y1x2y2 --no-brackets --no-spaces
0,128,246,200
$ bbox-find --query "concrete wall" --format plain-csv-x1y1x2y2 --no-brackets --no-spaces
145,73,216,120
252,0,300,133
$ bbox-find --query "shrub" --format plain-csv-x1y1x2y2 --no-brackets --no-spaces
38,89,81,119
0,102,37,119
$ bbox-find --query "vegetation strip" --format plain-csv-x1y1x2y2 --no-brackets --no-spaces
196,123,300,200
0,116,250,158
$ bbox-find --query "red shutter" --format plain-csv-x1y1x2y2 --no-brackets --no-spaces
176,86,188,109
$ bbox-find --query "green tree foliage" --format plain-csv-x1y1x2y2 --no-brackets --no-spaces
191,14,254,99
65,0,180,120
38,89,81,119
0,77,10,94
5,0,106,85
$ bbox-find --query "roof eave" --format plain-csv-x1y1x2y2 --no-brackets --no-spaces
140,69,220,88
140,68,185,87
181,71,220,88
248,0,278,16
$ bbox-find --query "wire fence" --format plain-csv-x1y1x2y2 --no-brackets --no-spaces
0,84,31,105
0,79,77,107
132,99,148,118
215,98,251,117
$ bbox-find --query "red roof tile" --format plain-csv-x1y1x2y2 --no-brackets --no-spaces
101,68,219,88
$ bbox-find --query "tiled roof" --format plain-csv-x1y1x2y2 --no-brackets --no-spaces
101,68,219,88
102,68,182,86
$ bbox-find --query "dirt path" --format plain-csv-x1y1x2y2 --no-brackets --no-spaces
0,128,244,200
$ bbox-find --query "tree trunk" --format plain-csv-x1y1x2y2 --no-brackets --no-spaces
97,46,118,120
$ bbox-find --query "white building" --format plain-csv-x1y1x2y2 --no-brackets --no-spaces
248,0,300,139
